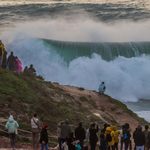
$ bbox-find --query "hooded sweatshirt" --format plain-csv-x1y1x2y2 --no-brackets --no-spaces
5,116,19,133
75,123,85,141
112,126,120,143
59,119,72,139
105,127,115,146
99,84,106,92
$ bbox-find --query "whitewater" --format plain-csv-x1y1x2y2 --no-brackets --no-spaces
1,0,150,121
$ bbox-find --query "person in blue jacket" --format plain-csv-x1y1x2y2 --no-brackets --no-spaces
99,82,106,94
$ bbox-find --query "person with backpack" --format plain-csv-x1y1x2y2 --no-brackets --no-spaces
0,40,4,67
105,126,115,150
99,132,108,150
75,122,85,150
39,124,49,150
123,123,131,150
134,126,145,150
5,115,19,149
99,82,106,94
143,125,150,150
89,123,99,150
112,126,120,150
101,123,108,134
31,113,41,148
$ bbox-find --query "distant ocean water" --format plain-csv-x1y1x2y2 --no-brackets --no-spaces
1,0,150,122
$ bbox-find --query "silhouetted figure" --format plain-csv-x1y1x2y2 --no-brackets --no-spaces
23,66,28,76
27,64,36,77
7,52,16,71
2,49,7,68
0,40,4,67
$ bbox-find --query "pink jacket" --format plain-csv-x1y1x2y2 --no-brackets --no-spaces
14,59,23,72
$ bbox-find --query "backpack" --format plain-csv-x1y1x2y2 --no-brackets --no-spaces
106,133,112,142
124,133,128,139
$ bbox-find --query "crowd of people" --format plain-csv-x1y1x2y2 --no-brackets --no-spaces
4,113,150,150
0,40,36,77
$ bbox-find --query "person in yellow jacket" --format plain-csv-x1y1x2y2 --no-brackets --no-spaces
0,40,5,67
105,126,115,150
112,125,120,150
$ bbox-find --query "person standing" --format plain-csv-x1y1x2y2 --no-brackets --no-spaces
14,56,23,74
39,124,49,150
27,64,36,77
134,126,145,150
99,82,106,94
143,125,150,150
31,113,41,148
57,121,65,150
5,115,19,149
89,123,99,150
60,119,72,143
75,122,85,149
120,125,125,150
0,40,4,67
2,49,7,68
123,123,131,150
86,123,93,150
112,125,120,150
7,52,16,71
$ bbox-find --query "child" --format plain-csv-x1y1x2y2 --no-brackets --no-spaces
99,133,108,150
39,124,49,150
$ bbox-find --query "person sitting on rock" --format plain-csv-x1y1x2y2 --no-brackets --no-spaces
23,66,28,76
0,40,5,67
27,64,36,77
99,82,106,94
7,52,16,71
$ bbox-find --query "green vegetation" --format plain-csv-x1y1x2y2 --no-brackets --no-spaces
78,87,85,91
111,107,116,111
107,95,149,125
0,69,104,137
79,96,98,109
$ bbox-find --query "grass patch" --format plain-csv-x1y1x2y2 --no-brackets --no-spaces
111,107,116,111
79,96,88,102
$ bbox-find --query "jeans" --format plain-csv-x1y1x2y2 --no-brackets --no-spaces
40,143,48,150
9,133,16,147
114,143,118,150
58,138,61,150
120,138,124,150
125,142,129,150
90,142,96,150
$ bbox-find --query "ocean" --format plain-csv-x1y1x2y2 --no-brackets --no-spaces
1,0,150,122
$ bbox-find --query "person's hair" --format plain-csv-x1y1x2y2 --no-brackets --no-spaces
89,123,93,129
11,52,13,55
60,121,65,125
15,56,18,59
79,122,82,127
122,125,125,129
33,113,37,117
102,82,104,84
25,66,28,69
145,125,149,130
92,123,95,128
30,64,33,67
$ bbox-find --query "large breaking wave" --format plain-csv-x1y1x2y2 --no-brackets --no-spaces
4,38,150,102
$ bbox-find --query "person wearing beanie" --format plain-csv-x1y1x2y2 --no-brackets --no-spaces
134,125,145,150
39,124,49,150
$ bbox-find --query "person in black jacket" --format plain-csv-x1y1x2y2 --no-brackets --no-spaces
7,52,16,71
89,123,99,150
101,123,107,134
75,122,85,149
67,132,76,150
123,123,131,150
134,126,145,150
39,124,49,150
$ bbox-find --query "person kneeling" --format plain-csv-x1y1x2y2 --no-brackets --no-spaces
39,124,49,150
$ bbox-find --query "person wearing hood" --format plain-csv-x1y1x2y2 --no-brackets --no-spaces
134,126,145,150
5,115,19,149
101,123,108,134
89,123,99,150
39,124,49,150
14,56,23,74
112,126,120,150
75,122,85,149
0,40,4,67
105,126,115,150
57,121,65,150
60,119,72,143
99,82,106,94
123,123,131,150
